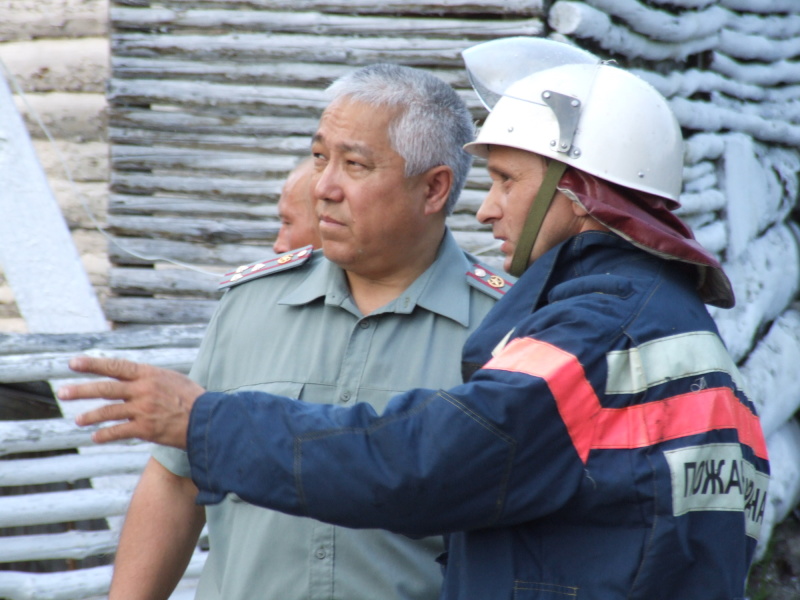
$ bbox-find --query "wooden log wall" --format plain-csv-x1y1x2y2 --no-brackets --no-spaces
0,325,206,599
106,0,546,326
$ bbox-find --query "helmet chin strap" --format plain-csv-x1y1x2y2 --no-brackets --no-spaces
509,159,568,277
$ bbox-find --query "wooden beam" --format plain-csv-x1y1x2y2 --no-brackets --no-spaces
0,74,107,334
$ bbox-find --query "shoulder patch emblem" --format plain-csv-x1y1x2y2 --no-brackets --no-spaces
466,263,515,300
218,246,314,290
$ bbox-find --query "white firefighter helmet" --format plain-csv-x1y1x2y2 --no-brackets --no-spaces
463,39,685,202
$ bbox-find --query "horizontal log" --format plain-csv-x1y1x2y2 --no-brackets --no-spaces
107,215,279,244
0,419,95,456
111,7,543,38
645,0,717,7
108,78,484,121
110,109,321,137
0,552,205,600
634,68,769,103
108,79,330,117
711,52,800,87
580,0,728,43
0,451,149,487
110,127,312,154
108,236,272,267
0,0,107,42
0,324,206,356
113,0,545,16
0,530,118,563
684,133,727,163
450,229,500,255
0,564,113,600
727,12,800,39
0,488,131,528
0,347,199,384
446,213,491,233
682,161,716,189
109,193,279,219
453,189,489,213
719,28,800,62
670,97,800,147
548,1,718,61
111,172,284,201
111,33,476,68
0,38,109,95
111,56,359,87
720,0,799,13
111,145,300,175
110,267,223,298
110,57,473,96
104,297,218,325
718,96,800,125
675,190,726,216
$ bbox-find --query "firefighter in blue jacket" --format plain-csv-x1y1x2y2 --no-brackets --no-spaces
62,37,769,600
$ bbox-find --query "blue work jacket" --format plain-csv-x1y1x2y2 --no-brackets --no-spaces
189,231,769,600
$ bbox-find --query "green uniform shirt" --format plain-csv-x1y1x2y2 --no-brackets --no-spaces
154,230,507,600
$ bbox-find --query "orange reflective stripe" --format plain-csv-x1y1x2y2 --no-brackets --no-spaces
484,338,599,463
484,337,768,464
594,388,769,461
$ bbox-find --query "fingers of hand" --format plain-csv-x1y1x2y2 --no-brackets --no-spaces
68,356,142,381
58,378,129,402
91,421,141,445
76,402,130,427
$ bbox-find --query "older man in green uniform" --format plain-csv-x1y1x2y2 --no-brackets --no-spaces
104,64,510,600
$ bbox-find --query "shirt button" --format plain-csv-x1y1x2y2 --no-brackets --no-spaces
315,548,327,559
341,391,351,401
359,319,370,329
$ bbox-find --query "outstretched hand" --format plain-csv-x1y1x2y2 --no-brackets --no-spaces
57,356,206,449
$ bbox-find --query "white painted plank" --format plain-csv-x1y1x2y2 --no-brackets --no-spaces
0,72,106,334
0,451,149,486
0,347,199,383
0,530,119,563
0,489,132,528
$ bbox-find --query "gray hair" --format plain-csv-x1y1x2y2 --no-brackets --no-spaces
325,63,475,215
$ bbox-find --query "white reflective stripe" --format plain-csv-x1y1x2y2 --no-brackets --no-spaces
491,328,515,358
605,331,747,395
664,443,768,540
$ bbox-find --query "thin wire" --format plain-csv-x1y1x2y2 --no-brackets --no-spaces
0,57,219,278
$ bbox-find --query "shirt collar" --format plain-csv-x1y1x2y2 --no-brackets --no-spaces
278,230,472,326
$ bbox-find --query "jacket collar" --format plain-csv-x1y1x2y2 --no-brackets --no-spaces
278,229,472,326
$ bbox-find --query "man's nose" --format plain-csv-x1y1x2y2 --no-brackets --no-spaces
476,189,501,224
314,163,344,203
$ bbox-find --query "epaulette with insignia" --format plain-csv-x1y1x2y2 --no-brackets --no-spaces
466,262,515,300
218,245,314,290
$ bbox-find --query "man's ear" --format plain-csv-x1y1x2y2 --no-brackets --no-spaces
569,194,590,218
422,165,453,216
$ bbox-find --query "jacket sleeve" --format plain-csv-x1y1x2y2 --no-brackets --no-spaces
187,340,591,537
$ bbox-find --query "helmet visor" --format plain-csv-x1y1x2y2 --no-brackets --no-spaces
462,37,600,111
